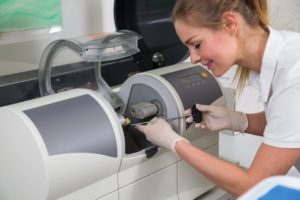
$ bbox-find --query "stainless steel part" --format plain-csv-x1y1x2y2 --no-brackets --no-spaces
130,102,159,119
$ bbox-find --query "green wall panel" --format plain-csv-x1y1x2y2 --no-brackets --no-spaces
0,0,62,31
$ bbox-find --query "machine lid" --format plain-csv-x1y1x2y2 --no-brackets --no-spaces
114,0,189,69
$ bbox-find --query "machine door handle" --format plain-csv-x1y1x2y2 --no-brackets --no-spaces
145,145,158,158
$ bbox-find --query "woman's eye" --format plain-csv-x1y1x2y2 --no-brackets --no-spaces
193,43,201,49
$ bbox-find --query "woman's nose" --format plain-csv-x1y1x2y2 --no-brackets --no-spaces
189,50,201,64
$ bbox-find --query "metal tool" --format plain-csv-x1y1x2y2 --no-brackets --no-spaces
130,114,191,126
130,104,202,126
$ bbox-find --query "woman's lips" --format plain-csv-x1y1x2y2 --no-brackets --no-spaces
206,62,213,70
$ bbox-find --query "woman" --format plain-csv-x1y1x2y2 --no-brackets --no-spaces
136,0,300,197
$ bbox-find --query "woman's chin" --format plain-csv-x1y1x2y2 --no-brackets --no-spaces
211,69,224,77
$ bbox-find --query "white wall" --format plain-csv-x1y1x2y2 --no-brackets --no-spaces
0,0,116,76
269,0,300,31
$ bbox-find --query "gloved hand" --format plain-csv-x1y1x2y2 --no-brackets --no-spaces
184,104,248,132
135,117,188,152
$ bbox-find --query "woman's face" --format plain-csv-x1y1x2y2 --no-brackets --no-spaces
175,19,239,77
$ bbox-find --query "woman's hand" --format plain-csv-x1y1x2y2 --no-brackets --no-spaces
185,104,248,132
135,117,187,152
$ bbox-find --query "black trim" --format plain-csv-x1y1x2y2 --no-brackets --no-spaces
114,0,188,69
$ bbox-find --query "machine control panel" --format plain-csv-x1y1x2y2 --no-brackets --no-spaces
162,66,223,108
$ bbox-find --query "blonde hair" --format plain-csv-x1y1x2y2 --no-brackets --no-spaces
172,0,269,93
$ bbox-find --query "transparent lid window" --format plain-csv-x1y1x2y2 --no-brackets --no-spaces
72,30,142,62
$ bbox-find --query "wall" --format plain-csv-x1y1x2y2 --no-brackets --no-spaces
0,0,116,76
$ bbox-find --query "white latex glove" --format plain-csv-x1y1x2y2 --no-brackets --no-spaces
184,104,248,132
135,117,188,152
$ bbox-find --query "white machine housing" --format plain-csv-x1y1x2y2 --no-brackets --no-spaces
0,89,124,200
0,63,228,200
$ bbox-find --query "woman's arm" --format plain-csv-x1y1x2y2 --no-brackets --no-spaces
175,140,300,197
136,116,300,197
245,111,266,136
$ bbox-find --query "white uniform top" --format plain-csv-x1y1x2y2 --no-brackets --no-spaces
248,27,300,148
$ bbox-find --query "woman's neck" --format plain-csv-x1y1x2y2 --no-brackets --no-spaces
237,25,269,73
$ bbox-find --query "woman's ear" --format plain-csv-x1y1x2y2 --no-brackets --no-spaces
221,12,238,35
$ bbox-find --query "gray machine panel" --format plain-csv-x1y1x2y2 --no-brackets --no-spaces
162,66,223,109
24,94,118,157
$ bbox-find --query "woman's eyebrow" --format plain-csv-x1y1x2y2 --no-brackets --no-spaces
184,35,198,45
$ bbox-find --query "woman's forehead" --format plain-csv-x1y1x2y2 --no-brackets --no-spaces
175,20,211,41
